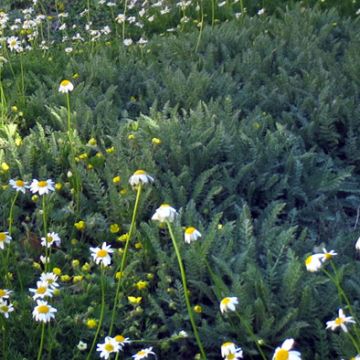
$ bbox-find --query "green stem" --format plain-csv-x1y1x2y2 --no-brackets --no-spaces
1,315,7,359
109,184,142,334
235,312,267,360
195,0,204,52
19,54,25,105
37,322,46,360
122,0,129,41
166,221,206,360
42,195,49,272
8,191,19,236
4,191,19,287
211,0,215,27
240,0,244,15
86,267,105,360
346,330,360,355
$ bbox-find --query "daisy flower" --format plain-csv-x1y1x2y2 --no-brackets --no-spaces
29,281,54,300
220,297,239,314
304,254,323,272
0,232,12,250
272,339,301,360
90,242,113,267
132,347,156,360
114,334,131,348
9,179,28,193
7,36,20,51
221,342,237,357
0,289,12,299
41,232,61,248
30,179,55,195
356,237,360,251
32,300,57,322
184,227,201,244
0,300,14,318
320,248,337,262
129,170,154,188
151,204,178,223
224,349,243,360
77,340,88,351
97,336,120,359
40,272,59,288
58,79,74,93
326,308,355,333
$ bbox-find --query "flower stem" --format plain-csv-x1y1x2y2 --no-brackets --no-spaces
8,191,18,236
122,0,129,41
86,267,105,360
42,195,49,272
166,221,206,360
195,0,204,52
109,184,142,334
235,312,267,360
37,322,46,360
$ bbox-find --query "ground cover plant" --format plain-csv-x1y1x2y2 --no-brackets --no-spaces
1,1,360,359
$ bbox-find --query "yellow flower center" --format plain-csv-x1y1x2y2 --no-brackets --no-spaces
0,233,7,242
324,253,332,260
37,305,49,314
227,354,236,360
104,343,114,352
15,180,24,187
222,342,234,348
60,80,71,87
0,305,8,312
115,335,125,342
46,235,53,243
275,349,289,360
160,203,170,208
335,317,345,325
185,227,196,235
137,350,146,356
134,170,146,175
0,289,5,297
10,40,17,47
305,256,313,266
97,249,107,258
38,181,48,187
37,287,47,294
222,298,231,306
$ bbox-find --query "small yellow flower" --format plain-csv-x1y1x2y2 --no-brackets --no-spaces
119,188,127,196
73,275,83,283
115,271,123,280
146,273,154,280
82,262,91,272
88,138,97,146
193,305,202,313
53,288,60,296
11,106,18,112
135,281,148,290
86,318,97,329
117,233,129,243
106,146,115,154
72,73,79,79
128,134,135,140
151,137,161,145
87,164,93,170
95,152,103,158
112,176,121,184
55,183,62,191
74,221,86,231
1,162,10,172
33,262,41,270
15,137,22,146
128,296,142,305
32,195,39,202
79,153,88,160
60,275,71,282
135,242,142,249
72,259,80,268
110,224,120,233
52,267,62,276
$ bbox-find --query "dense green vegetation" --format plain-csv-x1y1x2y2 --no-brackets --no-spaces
0,1,360,359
